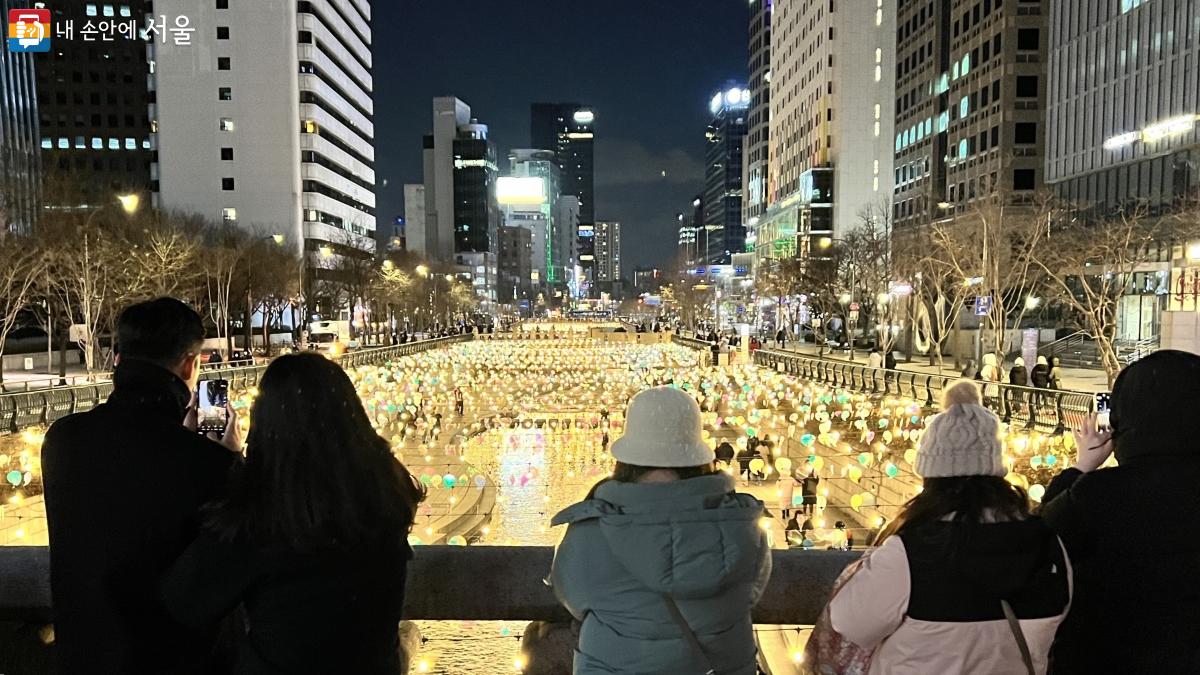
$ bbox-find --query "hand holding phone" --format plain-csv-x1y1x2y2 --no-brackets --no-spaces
197,380,230,437
1094,392,1111,432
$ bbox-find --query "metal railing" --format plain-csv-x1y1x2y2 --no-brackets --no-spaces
754,348,1094,434
0,335,474,434
670,333,715,351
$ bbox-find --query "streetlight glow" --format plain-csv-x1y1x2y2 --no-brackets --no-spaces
416,264,429,277
117,193,140,214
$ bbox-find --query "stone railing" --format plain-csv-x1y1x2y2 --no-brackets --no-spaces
0,335,474,434
0,546,857,659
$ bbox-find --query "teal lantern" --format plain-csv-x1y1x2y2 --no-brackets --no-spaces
857,452,871,466
1045,454,1058,467
5,470,20,487
800,434,816,447
885,463,900,478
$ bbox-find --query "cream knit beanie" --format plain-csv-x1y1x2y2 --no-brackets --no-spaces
915,380,1006,478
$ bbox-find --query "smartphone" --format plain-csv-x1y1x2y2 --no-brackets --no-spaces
1094,392,1111,432
198,379,229,436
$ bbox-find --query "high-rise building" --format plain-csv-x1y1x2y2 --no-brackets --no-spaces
759,0,895,266
403,183,426,253
1046,0,1199,211
0,0,41,233
704,85,750,264
423,97,471,261
497,224,532,306
152,0,377,266
503,149,565,286
451,120,499,254
743,0,772,245
33,1,152,201
892,0,1046,231
555,195,580,278
676,195,706,266
594,220,622,296
531,103,595,224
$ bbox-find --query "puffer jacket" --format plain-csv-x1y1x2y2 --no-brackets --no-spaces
549,473,771,675
828,519,1071,675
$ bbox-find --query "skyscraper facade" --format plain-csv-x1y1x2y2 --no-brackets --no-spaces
152,0,377,266
505,149,564,285
704,85,749,264
33,1,153,200
759,0,895,267
743,0,772,243
0,0,41,233
451,121,499,255
594,221,622,293
892,0,1047,230
1045,0,1199,212
530,103,595,224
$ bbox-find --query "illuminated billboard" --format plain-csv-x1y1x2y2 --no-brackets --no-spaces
497,177,547,205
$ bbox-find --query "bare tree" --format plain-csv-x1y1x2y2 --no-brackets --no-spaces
896,229,971,370
1034,202,1196,386
0,234,49,383
928,191,1053,359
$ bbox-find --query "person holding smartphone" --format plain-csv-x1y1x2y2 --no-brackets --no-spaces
1040,350,1200,674
41,298,241,674
161,353,425,673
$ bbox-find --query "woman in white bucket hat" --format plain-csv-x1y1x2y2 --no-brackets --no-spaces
549,386,772,674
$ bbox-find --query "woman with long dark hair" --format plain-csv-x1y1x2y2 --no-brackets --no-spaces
806,380,1071,675
161,353,425,674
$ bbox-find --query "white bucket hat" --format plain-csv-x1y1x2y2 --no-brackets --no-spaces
610,386,715,468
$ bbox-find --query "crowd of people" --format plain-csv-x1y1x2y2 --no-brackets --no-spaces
30,296,1200,674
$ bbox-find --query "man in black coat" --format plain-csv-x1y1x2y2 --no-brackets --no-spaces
1040,350,1200,674
41,298,240,674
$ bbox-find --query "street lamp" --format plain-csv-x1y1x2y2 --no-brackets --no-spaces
117,193,140,215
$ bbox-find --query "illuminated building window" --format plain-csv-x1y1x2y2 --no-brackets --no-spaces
220,118,235,132
222,208,237,222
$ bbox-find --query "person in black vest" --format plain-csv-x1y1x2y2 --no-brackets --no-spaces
1041,350,1200,674
162,353,426,674
41,298,241,674
808,380,1070,673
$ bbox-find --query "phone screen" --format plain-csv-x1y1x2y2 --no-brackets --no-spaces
198,379,229,435
1094,392,1111,431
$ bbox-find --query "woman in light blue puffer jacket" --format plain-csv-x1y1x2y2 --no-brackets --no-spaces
550,386,772,675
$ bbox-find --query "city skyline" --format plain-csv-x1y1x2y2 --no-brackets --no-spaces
374,0,749,273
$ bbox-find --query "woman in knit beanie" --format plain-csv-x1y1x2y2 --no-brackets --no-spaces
806,380,1072,675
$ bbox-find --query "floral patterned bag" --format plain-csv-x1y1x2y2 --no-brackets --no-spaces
801,555,877,675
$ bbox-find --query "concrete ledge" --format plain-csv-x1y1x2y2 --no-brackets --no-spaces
0,546,858,624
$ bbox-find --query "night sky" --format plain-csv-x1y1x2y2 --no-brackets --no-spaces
373,1,749,272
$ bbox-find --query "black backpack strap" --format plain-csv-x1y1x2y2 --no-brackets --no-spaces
662,594,716,675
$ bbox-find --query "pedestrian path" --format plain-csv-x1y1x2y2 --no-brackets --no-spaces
770,342,1108,392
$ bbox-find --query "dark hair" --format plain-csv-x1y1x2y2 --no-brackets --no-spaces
206,353,425,549
878,475,1030,543
116,297,205,366
612,461,715,483
585,462,716,499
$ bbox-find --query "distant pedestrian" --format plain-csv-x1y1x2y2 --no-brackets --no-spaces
800,469,820,515
868,349,883,369
208,350,223,364
961,358,976,379
1030,356,1050,388
1048,356,1064,390
884,350,897,371
715,441,736,466
979,353,1002,404
453,387,464,416
775,328,786,349
1007,357,1028,418
778,469,797,519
